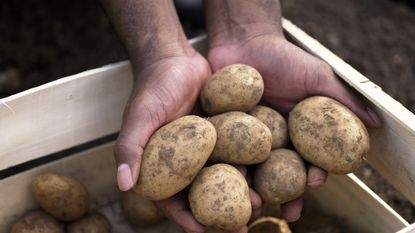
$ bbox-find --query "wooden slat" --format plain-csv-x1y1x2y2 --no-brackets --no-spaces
0,142,119,232
0,62,133,170
282,19,415,205
396,224,415,233
309,174,408,233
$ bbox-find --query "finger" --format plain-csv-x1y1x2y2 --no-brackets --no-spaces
308,62,381,128
234,165,247,177
307,166,328,188
155,196,205,233
114,93,165,191
249,189,263,220
280,197,303,222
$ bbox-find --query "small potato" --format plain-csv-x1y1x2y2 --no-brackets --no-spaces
200,64,264,115
10,211,64,233
289,96,370,174
249,105,289,149
67,212,111,233
133,115,217,200
189,164,251,232
209,112,272,165
31,173,89,221
254,149,306,204
121,190,164,226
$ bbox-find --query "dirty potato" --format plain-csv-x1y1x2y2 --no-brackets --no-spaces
209,112,272,165
31,173,89,221
121,190,164,227
10,210,64,233
66,212,111,233
189,164,251,232
249,105,289,149
289,96,370,174
200,64,264,115
133,115,217,200
254,149,306,204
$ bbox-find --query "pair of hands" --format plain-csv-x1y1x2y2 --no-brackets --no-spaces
115,34,381,233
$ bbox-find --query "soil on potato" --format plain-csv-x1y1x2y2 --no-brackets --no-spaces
1,0,414,224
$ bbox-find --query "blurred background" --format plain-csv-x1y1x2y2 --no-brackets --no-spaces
1,0,414,223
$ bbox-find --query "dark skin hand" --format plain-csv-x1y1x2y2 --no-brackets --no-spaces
205,0,381,222
101,0,381,232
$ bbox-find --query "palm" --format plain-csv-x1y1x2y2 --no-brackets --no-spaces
209,35,341,114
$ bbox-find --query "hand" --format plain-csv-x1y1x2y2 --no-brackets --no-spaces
114,48,211,191
207,34,381,221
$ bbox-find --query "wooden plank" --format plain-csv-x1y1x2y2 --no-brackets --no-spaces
396,224,415,233
0,142,119,232
309,174,408,233
0,62,133,170
0,36,207,171
282,19,415,205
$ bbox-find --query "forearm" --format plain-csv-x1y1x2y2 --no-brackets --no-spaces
205,0,284,47
101,0,191,69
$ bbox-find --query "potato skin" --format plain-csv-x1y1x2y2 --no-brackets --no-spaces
10,211,64,233
66,212,111,233
121,190,164,226
31,173,89,221
254,149,306,204
133,115,217,200
249,105,289,149
288,96,370,174
200,64,264,115
189,164,251,232
209,112,272,165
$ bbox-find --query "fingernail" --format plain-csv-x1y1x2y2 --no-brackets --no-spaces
366,107,381,127
117,163,134,191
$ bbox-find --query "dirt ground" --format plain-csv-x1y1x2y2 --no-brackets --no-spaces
1,0,414,226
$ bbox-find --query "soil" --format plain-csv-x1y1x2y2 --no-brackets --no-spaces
1,0,414,225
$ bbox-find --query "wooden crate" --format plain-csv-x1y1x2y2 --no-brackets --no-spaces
1,19,414,232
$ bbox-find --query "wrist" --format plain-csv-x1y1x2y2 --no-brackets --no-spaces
208,22,284,48
131,38,196,71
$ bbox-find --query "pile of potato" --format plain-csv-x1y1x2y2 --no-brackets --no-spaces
10,173,111,233
132,64,370,231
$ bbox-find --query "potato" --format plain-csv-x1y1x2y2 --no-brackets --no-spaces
249,105,289,149
200,64,264,115
121,190,164,226
209,112,272,165
133,115,217,200
189,164,251,232
10,211,64,233
254,149,306,204
31,173,89,221
288,96,370,174
66,212,111,233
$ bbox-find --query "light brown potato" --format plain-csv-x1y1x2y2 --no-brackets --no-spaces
249,105,289,149
133,115,217,200
209,112,272,165
189,164,251,232
31,173,89,221
200,64,264,115
10,211,64,233
254,149,306,204
121,190,164,227
67,212,111,233
288,96,370,174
